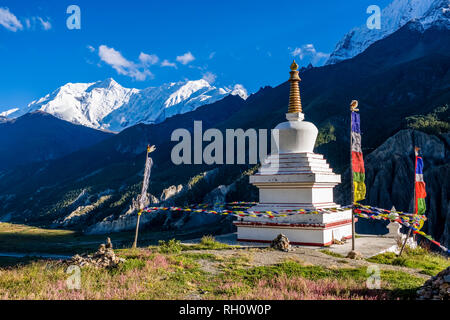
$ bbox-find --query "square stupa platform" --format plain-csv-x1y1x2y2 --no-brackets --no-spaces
234,152,352,246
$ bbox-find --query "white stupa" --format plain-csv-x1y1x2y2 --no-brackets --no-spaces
234,61,352,246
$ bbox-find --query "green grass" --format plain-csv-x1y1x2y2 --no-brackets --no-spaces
215,260,424,299
156,236,233,254
367,247,450,276
179,252,218,261
181,235,234,251
320,249,345,258
0,246,427,300
0,227,438,300
158,239,182,254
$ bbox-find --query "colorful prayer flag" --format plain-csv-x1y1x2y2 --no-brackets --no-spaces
415,147,426,214
351,111,366,202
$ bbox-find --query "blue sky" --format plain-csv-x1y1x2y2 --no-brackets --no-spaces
0,0,391,112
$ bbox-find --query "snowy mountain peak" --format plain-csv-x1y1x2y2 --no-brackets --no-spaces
25,79,136,129
420,0,450,28
164,79,212,108
9,78,247,132
326,0,449,65
0,108,19,117
89,78,120,90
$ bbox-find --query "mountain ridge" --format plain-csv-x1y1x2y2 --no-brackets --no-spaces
326,0,449,65
8,78,248,132
0,111,113,171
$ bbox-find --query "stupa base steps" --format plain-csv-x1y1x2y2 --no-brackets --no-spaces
234,210,353,247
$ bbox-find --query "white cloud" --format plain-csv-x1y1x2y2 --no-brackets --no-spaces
176,51,195,65
0,8,52,32
290,44,329,65
208,51,216,59
139,52,159,66
98,45,153,81
161,59,177,68
202,71,217,84
0,7,23,32
37,17,51,30
87,45,95,52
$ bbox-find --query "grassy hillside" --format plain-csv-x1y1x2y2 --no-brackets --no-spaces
1,235,448,300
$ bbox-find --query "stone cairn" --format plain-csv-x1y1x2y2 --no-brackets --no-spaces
68,238,125,268
417,266,450,300
271,234,292,252
346,250,363,260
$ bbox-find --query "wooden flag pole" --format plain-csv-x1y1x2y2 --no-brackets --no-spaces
399,227,412,257
132,211,142,249
132,144,156,249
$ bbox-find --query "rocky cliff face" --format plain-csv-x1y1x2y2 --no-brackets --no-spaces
336,129,450,248
84,167,237,235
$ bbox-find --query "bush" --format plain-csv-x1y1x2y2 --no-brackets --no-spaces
200,235,216,246
158,239,182,254
113,258,146,274
191,235,230,250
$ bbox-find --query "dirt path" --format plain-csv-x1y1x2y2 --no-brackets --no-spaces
187,247,430,280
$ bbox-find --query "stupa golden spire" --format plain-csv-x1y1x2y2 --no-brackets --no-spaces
287,60,302,113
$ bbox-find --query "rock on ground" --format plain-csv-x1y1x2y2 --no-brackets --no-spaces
271,234,292,252
417,266,450,300
346,250,364,260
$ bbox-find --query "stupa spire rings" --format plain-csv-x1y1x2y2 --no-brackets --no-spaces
288,60,302,114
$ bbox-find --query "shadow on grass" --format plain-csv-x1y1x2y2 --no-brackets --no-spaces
0,256,42,268
0,221,234,269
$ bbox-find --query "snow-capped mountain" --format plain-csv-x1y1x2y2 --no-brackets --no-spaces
103,80,247,131
12,78,247,132
26,79,138,129
326,0,450,65
0,108,19,117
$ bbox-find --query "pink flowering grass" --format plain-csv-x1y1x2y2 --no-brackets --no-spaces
0,249,423,300
223,275,388,300
0,252,190,300
146,254,170,269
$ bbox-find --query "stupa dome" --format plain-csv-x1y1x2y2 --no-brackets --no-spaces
274,60,318,153
275,120,318,153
